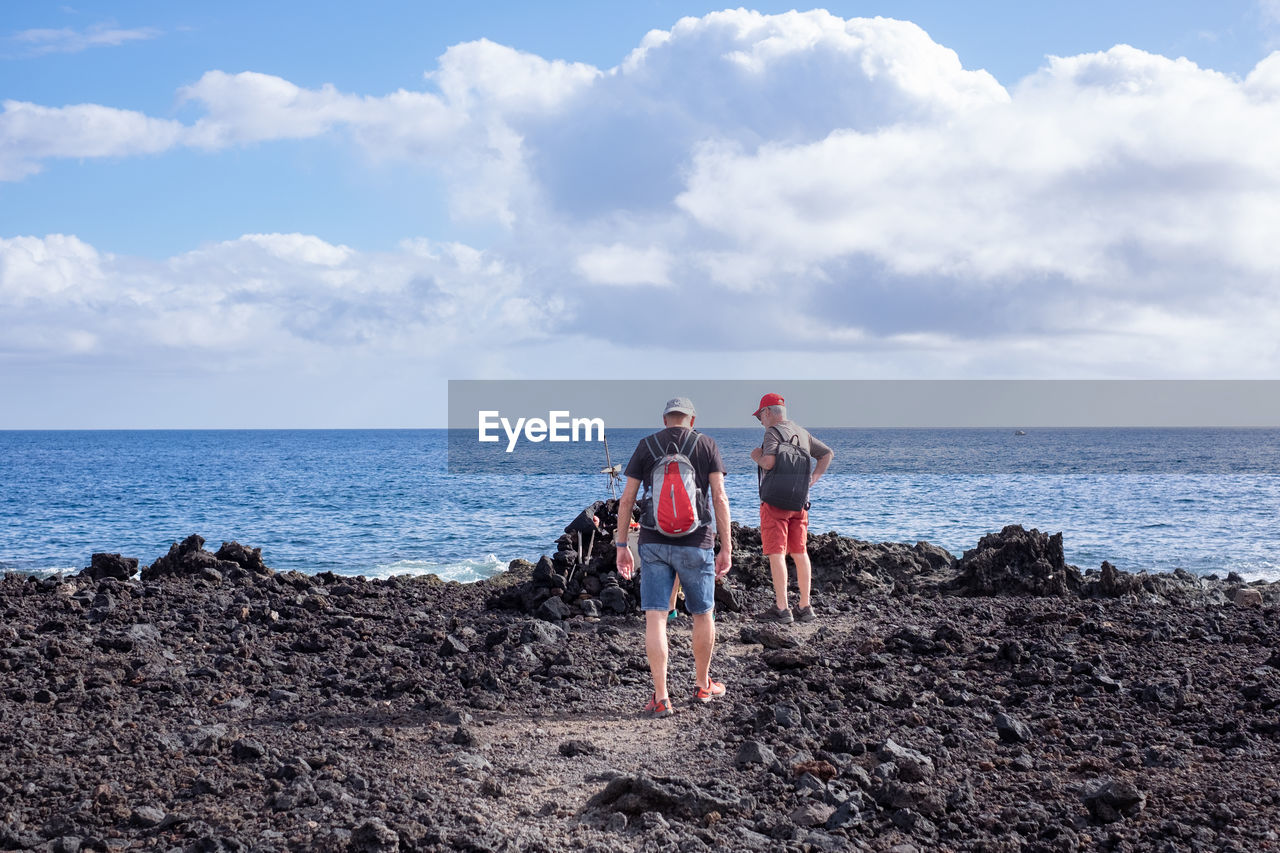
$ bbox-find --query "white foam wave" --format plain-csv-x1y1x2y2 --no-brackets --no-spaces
367,554,507,583
3,566,79,579
1219,562,1280,583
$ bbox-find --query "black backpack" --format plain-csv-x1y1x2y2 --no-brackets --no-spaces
758,426,812,511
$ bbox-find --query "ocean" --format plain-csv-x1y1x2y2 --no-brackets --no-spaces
1,428,1278,582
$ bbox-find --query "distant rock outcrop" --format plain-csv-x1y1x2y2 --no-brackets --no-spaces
951,524,1083,596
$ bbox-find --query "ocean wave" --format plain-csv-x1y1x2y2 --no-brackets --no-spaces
2,566,80,579
1222,562,1280,583
366,554,507,583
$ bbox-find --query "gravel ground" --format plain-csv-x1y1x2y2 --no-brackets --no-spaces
2,518,1278,852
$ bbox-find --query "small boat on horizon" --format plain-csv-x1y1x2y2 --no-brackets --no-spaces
1014,429,1027,436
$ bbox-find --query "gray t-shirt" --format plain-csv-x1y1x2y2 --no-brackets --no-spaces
760,419,832,461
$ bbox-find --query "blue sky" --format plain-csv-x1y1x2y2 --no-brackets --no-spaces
3,2,1279,426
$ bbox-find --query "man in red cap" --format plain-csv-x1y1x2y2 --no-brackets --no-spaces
749,393,834,624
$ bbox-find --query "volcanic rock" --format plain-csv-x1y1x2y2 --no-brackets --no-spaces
585,774,751,818
82,553,138,581
1082,778,1147,823
994,712,1033,744
1235,587,1263,607
952,525,1083,596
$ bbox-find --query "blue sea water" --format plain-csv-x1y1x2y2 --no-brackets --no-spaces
1,428,1277,582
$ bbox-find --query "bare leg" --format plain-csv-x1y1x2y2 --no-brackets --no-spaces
644,609,670,699
668,576,682,613
691,611,716,688
767,553,790,610
792,550,812,609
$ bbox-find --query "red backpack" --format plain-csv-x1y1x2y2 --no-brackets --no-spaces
639,430,709,537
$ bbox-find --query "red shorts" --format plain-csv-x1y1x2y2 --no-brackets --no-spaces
760,502,808,555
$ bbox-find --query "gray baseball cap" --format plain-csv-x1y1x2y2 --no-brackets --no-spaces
663,397,696,416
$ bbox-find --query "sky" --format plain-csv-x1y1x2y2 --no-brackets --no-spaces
3,1,1280,428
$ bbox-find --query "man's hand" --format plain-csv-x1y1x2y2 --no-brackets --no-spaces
750,446,763,464
714,548,731,578
616,546,635,580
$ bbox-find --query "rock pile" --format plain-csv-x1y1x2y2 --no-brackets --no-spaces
951,524,1083,596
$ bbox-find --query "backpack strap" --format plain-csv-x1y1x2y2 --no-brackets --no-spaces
641,435,664,493
678,429,700,458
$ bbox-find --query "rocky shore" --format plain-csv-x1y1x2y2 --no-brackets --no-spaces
3,511,1279,852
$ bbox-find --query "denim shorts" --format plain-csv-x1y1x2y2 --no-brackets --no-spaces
638,542,716,615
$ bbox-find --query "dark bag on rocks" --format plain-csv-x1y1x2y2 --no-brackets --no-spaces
565,501,605,536
758,426,812,512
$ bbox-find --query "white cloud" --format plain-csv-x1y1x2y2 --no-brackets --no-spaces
576,244,671,286
0,100,184,179
0,232,561,358
7,22,159,56
4,11,1280,380
675,44,1280,301
0,233,104,303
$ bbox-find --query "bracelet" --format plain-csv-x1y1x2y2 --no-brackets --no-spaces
615,541,628,548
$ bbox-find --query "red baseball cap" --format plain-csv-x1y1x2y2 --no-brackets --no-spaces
752,393,784,417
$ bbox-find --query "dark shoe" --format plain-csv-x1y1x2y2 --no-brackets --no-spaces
793,605,816,623
755,605,794,625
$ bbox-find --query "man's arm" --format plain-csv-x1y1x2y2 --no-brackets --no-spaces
809,435,834,486
811,451,833,486
709,471,732,577
614,476,641,580
750,446,777,471
750,426,778,470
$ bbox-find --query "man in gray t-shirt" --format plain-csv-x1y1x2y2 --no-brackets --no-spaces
749,393,834,625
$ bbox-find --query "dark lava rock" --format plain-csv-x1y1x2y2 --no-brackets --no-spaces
877,740,934,782
231,739,265,762
585,774,752,818
1096,560,1143,597
532,556,554,583
518,620,566,646
791,801,835,827
994,712,1033,744
351,817,400,853
599,586,631,614
439,634,469,656
736,741,781,771
82,553,139,581
774,702,802,728
740,625,800,649
214,541,270,575
537,596,572,622
130,805,165,828
952,525,1083,596
826,799,866,829
1082,778,1147,823
714,579,742,612
558,739,596,757
763,648,817,669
